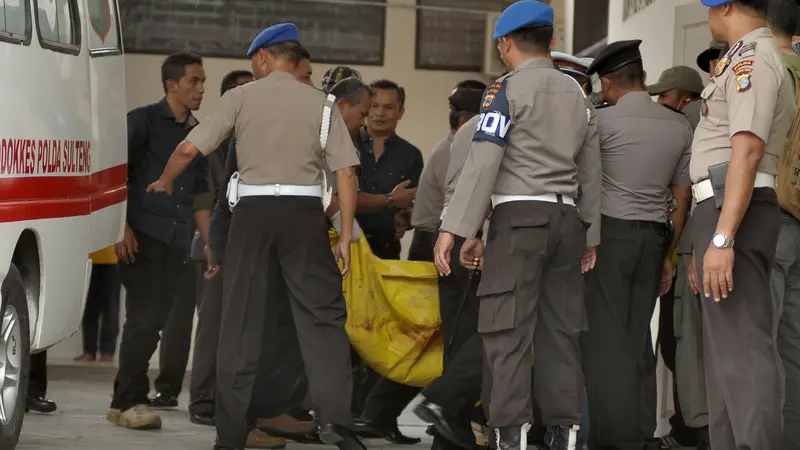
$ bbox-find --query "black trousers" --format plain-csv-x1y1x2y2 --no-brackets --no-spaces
479,200,586,428
582,216,668,450
82,264,121,356
216,197,352,448
189,262,223,416
408,228,437,263
691,188,782,449
29,351,48,398
111,230,192,411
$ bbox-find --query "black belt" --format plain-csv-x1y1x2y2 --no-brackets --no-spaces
602,215,667,232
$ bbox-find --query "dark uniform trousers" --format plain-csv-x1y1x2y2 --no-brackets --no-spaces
111,230,193,411
189,263,223,415
691,188,782,450
154,256,196,398
216,196,353,448
478,199,586,429
29,351,48,398
408,228,438,263
582,215,668,450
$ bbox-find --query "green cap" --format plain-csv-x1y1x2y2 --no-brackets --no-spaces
646,65,704,96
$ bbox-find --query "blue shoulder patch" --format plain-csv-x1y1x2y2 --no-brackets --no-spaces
473,79,512,147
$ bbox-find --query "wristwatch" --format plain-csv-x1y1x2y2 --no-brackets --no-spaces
711,233,735,249
385,194,394,209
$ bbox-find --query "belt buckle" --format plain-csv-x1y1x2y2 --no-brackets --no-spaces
273,184,281,196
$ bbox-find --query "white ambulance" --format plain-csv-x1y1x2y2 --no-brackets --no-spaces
0,0,126,447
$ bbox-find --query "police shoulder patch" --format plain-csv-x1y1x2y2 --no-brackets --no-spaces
474,79,512,147
738,42,756,58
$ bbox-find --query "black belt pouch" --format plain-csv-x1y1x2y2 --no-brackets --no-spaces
708,161,729,209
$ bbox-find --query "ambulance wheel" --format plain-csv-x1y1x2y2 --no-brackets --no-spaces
0,265,30,450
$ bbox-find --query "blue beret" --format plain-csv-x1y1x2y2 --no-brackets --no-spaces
701,0,734,6
247,23,300,57
493,0,554,40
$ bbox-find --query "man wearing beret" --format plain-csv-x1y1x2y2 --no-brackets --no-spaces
434,1,602,448
696,41,729,78
147,23,365,450
687,0,795,448
582,39,693,450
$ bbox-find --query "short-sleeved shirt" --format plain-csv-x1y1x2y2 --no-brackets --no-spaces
186,71,359,186
597,91,693,223
690,27,797,183
126,99,208,249
443,115,481,211
410,133,452,231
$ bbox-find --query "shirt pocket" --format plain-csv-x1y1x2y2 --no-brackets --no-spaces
700,78,726,127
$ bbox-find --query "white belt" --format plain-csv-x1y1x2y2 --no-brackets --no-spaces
491,193,576,208
691,172,776,203
227,171,323,210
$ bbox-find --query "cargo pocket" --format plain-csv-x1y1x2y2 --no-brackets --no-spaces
477,272,517,333
509,211,549,255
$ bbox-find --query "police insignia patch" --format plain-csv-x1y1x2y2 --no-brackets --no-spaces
738,42,756,58
715,57,731,78
732,60,753,74
482,82,502,109
736,73,752,92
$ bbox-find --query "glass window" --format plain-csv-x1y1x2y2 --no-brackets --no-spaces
1,0,29,39
36,0,76,45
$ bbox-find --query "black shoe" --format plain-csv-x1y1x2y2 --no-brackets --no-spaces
318,423,368,450
352,417,382,439
545,425,579,450
496,425,528,450
413,400,478,450
361,417,421,445
190,412,215,426
26,396,57,414
149,392,178,409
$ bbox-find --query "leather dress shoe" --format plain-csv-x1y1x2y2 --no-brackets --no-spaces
318,423,368,450
413,400,478,450
190,412,215,426
149,392,178,409
363,417,421,445
26,396,57,413
352,417,382,439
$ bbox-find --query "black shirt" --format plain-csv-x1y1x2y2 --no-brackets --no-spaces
208,140,238,263
126,98,208,249
355,128,424,245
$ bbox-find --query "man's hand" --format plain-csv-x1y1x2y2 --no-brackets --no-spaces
114,224,138,263
335,238,352,279
203,245,220,280
391,180,417,208
660,257,673,296
434,231,455,276
459,239,484,271
146,179,174,195
394,211,411,240
703,246,734,302
581,247,597,273
688,251,700,295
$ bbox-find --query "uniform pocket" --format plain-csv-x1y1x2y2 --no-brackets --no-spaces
477,272,517,333
509,211,549,255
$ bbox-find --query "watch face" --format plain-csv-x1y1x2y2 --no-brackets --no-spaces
712,234,726,247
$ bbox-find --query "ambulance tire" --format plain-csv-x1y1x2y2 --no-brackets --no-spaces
0,264,30,450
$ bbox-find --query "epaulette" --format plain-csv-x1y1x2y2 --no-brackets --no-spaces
661,103,683,115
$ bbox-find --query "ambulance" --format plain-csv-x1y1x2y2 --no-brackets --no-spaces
0,0,126,447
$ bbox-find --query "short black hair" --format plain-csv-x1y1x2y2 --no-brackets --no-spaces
220,70,253,96
369,79,406,108
266,41,302,64
299,47,311,61
331,77,373,105
161,52,203,93
508,25,554,55
604,61,645,89
456,80,487,91
767,0,798,37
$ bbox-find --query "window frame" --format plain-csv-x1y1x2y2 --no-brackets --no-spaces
0,0,33,46
33,0,81,55
88,0,122,58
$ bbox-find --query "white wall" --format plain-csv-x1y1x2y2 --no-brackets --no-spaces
608,0,701,84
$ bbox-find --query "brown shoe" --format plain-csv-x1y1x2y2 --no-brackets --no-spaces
74,353,95,362
257,413,316,435
98,354,114,363
246,429,287,449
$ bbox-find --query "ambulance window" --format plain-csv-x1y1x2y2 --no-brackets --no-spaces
34,0,80,54
87,0,120,56
0,0,31,43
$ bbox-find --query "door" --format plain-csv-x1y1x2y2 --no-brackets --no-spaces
673,3,713,80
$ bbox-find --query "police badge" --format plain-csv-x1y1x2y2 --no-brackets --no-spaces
715,41,743,77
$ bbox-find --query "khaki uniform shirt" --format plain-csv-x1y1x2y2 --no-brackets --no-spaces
443,115,481,212
187,71,359,186
690,27,796,183
410,133,452,231
598,91,693,223
441,58,603,246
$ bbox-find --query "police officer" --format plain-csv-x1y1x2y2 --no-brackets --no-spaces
434,1,602,448
581,40,693,450
688,1,795,448
146,23,364,450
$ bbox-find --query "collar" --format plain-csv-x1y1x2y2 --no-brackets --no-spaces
266,71,297,81
727,27,773,57
359,127,399,146
517,57,558,71
159,98,198,128
616,90,652,106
